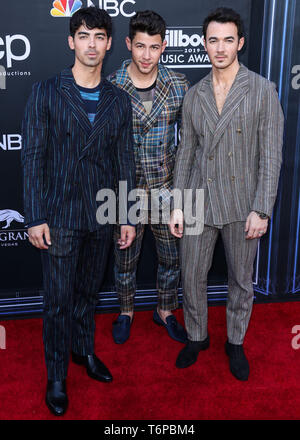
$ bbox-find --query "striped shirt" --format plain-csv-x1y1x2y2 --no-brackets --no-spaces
77,83,100,124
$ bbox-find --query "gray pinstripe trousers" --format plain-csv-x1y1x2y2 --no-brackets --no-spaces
180,222,258,345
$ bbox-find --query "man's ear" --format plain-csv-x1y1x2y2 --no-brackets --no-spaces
125,36,132,51
238,36,245,51
107,36,112,51
161,39,167,54
68,35,75,50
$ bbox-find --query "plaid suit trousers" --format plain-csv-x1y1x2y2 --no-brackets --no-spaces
114,219,180,312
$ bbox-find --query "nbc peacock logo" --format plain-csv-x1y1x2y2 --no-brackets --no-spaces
50,0,82,17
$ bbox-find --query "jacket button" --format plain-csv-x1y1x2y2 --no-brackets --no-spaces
209,155,214,160
207,178,213,183
236,128,242,133
231,176,235,181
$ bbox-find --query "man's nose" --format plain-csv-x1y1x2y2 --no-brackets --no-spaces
89,37,96,47
216,41,225,52
143,47,151,59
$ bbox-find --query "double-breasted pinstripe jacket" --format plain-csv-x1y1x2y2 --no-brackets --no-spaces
173,64,284,226
108,60,189,207
22,68,136,231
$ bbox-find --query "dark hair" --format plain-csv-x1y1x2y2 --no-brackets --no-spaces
203,7,245,41
129,10,166,41
70,7,112,39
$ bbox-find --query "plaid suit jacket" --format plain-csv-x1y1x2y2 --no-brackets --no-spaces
108,60,189,208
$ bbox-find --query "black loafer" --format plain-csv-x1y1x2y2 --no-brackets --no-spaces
45,380,68,416
225,340,249,381
153,310,187,343
112,314,132,344
72,352,113,382
176,336,210,368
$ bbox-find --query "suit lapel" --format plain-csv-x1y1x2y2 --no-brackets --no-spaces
210,64,250,151
114,61,148,124
84,79,117,148
58,70,118,157
57,68,92,135
197,72,219,134
143,71,170,135
113,61,171,136
123,80,148,122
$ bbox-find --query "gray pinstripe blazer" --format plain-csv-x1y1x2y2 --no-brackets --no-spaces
173,64,284,226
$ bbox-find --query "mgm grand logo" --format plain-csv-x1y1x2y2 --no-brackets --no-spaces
0,209,28,247
161,26,211,69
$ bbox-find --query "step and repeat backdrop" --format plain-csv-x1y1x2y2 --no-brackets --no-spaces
0,0,299,316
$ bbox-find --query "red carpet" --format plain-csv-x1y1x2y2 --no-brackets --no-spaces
1,301,300,420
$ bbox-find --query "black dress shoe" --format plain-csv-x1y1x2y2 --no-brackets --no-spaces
112,314,132,344
72,352,113,382
176,336,210,368
153,310,188,343
45,380,68,416
225,340,249,381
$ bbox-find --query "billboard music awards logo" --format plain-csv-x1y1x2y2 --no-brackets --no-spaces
161,26,211,69
50,0,136,17
0,209,28,247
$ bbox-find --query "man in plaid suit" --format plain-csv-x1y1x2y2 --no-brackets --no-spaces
108,10,189,344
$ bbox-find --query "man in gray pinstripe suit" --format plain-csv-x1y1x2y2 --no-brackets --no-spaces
169,7,284,381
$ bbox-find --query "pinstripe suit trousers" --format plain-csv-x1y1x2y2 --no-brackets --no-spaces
41,226,112,381
180,222,258,345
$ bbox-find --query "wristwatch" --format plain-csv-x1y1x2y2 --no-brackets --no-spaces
254,210,269,220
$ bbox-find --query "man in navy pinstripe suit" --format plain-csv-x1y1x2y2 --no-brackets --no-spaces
22,7,136,416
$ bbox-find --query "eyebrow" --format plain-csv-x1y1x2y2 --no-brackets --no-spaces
77,31,106,37
208,35,235,40
134,42,161,47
